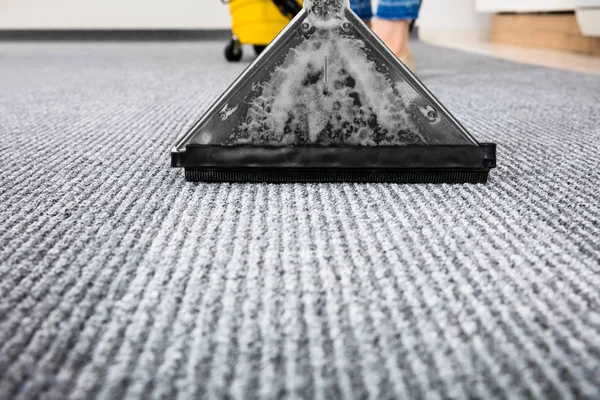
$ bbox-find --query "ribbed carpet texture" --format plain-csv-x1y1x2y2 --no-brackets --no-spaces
1,41,599,399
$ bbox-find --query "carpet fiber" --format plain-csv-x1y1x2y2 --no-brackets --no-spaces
1,41,599,399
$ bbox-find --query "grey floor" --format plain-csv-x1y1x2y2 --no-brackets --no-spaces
0,41,599,399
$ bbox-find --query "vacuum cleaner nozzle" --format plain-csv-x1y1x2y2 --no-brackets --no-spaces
171,0,496,183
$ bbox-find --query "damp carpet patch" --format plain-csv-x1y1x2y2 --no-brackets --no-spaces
0,41,599,399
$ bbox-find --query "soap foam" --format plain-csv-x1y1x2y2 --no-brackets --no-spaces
227,27,426,146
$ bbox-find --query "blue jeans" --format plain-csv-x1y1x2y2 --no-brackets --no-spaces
350,0,420,20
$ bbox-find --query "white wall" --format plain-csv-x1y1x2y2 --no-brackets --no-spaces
476,0,575,12
0,0,232,29
417,0,491,40
0,0,490,34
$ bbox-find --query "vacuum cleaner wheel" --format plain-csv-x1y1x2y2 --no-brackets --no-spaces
253,45,267,56
224,37,243,62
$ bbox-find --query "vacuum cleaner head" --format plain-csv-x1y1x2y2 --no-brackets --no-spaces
171,0,496,183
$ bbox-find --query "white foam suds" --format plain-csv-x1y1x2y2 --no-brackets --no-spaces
228,26,426,146
311,18,343,30
197,131,213,144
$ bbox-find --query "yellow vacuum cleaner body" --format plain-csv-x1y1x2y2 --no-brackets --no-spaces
225,0,302,61
230,0,301,45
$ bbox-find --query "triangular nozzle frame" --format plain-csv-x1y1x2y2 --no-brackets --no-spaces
171,0,496,183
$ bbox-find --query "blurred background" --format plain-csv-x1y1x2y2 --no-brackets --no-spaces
0,0,598,73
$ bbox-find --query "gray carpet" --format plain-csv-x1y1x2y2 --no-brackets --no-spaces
0,40,599,400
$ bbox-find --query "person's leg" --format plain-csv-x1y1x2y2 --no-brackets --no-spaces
372,0,420,70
